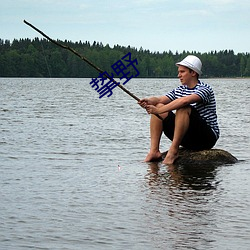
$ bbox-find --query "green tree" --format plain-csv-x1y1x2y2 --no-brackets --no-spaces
0,37,249,78
244,56,250,76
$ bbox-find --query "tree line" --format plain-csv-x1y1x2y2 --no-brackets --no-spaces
0,38,250,78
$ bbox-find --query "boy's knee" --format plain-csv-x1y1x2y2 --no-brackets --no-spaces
176,106,192,116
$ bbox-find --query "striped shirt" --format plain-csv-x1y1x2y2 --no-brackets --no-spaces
166,80,220,139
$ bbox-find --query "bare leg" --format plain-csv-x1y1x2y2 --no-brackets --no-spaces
163,106,191,165
144,104,168,162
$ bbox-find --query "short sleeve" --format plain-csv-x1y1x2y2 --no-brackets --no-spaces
166,86,183,101
195,86,212,104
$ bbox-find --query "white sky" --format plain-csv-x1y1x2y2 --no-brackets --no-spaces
1,0,250,53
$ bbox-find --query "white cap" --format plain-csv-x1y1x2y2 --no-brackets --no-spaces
176,55,202,75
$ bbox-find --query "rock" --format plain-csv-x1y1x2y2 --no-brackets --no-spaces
161,148,238,166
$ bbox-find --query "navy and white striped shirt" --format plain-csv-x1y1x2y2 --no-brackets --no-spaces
166,80,220,139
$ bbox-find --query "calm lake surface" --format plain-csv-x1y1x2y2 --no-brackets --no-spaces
1,78,250,250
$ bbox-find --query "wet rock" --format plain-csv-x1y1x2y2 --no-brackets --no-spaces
162,148,238,166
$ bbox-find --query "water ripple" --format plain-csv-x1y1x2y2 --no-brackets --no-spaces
0,78,250,249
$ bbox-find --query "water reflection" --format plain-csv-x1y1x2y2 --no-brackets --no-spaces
147,162,219,191
144,162,220,249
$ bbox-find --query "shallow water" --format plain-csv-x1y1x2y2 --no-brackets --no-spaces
1,78,250,249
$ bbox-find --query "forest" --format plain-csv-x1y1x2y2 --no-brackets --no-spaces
0,38,250,78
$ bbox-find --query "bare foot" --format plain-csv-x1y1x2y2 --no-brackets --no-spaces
144,151,162,162
163,150,179,165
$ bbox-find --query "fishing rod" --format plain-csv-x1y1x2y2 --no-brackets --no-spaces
23,20,163,120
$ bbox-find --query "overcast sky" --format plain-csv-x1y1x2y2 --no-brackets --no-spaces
1,0,249,53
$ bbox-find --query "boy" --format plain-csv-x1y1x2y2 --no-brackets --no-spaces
138,55,219,164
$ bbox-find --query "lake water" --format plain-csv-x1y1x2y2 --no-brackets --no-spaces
1,78,250,250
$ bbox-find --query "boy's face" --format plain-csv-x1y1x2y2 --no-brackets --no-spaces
177,65,197,85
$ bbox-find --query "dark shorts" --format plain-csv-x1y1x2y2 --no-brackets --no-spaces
163,107,217,150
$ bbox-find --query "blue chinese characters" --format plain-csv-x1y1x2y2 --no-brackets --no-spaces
89,52,140,98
